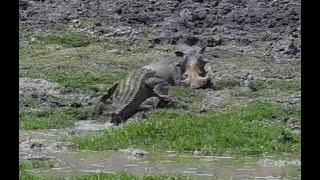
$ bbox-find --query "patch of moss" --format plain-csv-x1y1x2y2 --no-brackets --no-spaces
42,33,92,48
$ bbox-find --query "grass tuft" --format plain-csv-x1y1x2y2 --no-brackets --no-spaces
42,33,92,48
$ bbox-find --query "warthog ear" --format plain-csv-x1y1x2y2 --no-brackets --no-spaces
174,51,184,57
199,46,206,54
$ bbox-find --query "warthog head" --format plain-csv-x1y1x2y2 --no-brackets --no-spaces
175,46,213,89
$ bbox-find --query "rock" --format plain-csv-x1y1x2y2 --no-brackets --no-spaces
30,36,37,42
30,141,43,149
19,138,68,158
283,117,301,133
179,9,192,21
21,155,54,161
74,120,114,131
105,49,120,55
246,74,255,81
184,36,199,46
193,150,201,155
285,41,300,56
258,158,301,167
206,36,223,47
119,148,148,157
19,0,31,10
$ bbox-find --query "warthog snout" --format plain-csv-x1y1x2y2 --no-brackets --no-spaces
182,59,213,89
175,46,213,89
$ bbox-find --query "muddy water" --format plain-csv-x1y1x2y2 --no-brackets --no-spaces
20,121,300,179
25,149,300,179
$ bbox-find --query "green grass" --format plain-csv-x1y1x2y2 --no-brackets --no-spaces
19,163,45,180
285,106,301,121
170,86,205,110
213,75,240,90
281,167,301,179
267,78,301,92
20,65,127,93
20,160,54,170
69,172,187,180
20,98,40,108
19,31,173,93
19,163,187,180
19,106,90,130
41,33,92,48
171,86,205,102
248,78,300,92
72,101,300,155
43,70,126,93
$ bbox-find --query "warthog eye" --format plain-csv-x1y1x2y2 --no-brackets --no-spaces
182,73,188,78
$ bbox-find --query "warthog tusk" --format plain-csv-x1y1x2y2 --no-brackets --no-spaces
203,67,213,81
202,58,210,63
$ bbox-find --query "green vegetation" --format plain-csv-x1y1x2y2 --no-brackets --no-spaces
171,86,205,102
282,167,301,179
43,70,126,93
266,78,301,92
20,98,40,108
19,162,187,180
41,33,92,48
247,79,265,92
248,78,300,92
72,101,300,155
19,31,176,93
285,106,301,121
19,163,45,180
213,75,240,90
20,106,90,130
70,172,186,180
21,160,54,170
170,86,206,110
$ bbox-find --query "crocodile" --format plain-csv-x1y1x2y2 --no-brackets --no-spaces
94,46,213,124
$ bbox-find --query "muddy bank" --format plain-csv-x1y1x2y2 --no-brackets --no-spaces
19,78,93,110
19,119,116,162
19,0,300,61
